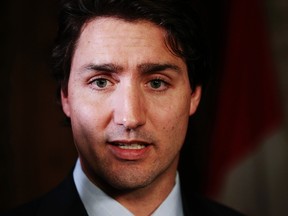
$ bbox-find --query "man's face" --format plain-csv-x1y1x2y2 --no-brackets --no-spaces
61,17,201,190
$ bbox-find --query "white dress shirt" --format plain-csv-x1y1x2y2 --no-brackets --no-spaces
73,159,184,216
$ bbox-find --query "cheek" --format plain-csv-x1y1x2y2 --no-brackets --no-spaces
163,115,189,139
153,101,190,145
68,99,111,144
69,104,107,154
157,95,191,127
70,94,111,123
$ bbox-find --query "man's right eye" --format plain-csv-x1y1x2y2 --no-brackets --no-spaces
90,78,112,89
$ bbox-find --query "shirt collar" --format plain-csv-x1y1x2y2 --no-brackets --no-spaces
73,159,183,216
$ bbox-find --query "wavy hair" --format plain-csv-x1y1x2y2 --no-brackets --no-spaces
51,0,209,99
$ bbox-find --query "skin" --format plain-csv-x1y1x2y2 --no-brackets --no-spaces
61,17,201,215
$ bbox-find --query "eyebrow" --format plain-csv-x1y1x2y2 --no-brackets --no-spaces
138,63,181,74
84,63,123,73
83,62,181,74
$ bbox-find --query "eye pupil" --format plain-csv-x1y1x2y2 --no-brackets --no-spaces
150,80,162,89
95,79,107,88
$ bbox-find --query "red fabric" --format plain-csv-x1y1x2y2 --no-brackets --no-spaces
204,0,282,197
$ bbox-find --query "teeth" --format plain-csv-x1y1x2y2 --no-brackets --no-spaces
118,143,146,150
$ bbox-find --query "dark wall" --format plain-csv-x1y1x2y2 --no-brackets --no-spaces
0,0,77,211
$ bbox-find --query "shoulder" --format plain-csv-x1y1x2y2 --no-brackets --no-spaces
1,174,88,216
0,199,39,216
182,193,245,216
191,196,244,216
0,199,40,216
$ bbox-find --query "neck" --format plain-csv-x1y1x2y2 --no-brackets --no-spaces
80,154,180,216
88,161,178,216
114,168,177,216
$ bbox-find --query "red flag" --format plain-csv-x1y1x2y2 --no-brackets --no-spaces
204,0,282,197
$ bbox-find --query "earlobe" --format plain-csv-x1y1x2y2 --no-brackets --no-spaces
61,89,71,117
189,86,201,116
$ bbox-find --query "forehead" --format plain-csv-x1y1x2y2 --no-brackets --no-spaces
79,17,166,44
85,17,164,33
72,17,187,72
76,18,172,57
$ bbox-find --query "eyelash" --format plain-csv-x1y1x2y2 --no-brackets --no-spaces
88,76,115,90
146,77,170,91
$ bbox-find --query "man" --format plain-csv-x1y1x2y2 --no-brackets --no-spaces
3,0,243,215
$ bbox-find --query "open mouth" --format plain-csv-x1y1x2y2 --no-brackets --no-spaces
107,140,152,160
117,143,147,150
108,141,150,150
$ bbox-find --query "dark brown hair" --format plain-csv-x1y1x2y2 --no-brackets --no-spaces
52,0,209,99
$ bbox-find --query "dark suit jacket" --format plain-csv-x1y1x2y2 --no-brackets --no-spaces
2,173,244,216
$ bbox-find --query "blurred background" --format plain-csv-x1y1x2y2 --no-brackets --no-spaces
0,0,287,215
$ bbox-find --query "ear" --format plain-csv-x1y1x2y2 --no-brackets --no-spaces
189,86,201,116
61,88,71,117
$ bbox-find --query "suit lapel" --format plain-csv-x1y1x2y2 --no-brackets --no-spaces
36,173,88,216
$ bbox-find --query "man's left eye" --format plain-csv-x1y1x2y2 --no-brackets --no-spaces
148,79,168,91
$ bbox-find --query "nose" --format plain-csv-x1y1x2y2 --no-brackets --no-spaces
113,83,146,129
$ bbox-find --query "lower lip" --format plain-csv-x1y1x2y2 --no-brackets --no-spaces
108,144,151,161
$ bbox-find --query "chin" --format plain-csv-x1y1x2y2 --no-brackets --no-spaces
106,172,155,191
